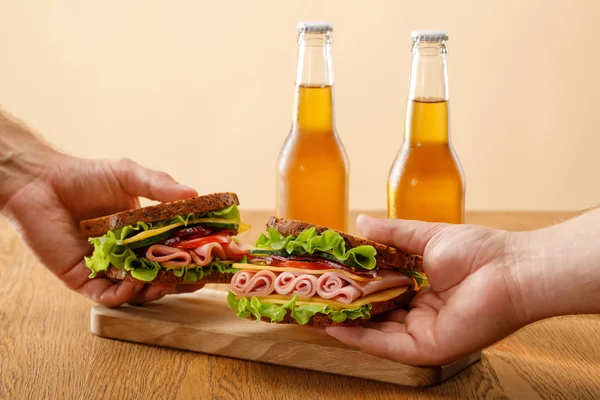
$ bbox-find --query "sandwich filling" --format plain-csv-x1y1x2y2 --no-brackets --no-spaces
84,205,250,282
227,227,427,325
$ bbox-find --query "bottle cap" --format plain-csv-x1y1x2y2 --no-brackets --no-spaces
410,30,448,42
297,22,333,34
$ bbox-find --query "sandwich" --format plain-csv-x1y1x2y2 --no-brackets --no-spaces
227,217,427,326
80,192,251,284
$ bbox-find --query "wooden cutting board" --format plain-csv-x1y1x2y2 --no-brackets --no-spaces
90,289,480,387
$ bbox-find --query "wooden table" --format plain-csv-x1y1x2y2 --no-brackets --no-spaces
2,211,600,399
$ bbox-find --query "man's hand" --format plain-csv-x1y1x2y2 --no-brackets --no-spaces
3,155,203,307
325,214,531,366
0,110,204,307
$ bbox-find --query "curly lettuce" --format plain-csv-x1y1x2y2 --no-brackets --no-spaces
401,270,429,289
165,204,241,226
84,205,241,278
227,291,371,325
255,227,377,270
182,261,240,283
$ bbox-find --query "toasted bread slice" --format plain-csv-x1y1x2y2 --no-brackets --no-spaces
104,265,235,285
80,192,239,237
265,217,423,272
251,287,416,326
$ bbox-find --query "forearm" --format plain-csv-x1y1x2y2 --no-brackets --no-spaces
510,208,600,323
0,108,59,208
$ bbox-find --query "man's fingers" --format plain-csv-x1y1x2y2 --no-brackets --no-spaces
356,214,446,255
127,284,175,305
370,308,409,323
78,279,145,308
325,326,421,364
173,284,206,294
113,158,198,202
364,321,407,333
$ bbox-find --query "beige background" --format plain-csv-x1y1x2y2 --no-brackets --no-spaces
1,0,598,211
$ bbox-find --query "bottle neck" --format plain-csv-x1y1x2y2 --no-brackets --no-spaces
408,41,449,101
292,32,335,132
405,41,450,145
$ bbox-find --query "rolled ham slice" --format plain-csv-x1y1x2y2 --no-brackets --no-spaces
222,241,251,260
316,270,414,304
231,270,277,297
188,240,250,266
189,242,228,267
274,272,318,298
146,245,192,269
316,272,363,304
359,269,415,296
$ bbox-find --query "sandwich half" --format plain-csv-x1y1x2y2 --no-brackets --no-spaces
80,192,251,285
227,217,427,326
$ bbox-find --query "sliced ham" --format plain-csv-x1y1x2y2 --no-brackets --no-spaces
189,240,250,266
274,272,318,298
359,269,415,296
316,270,414,304
316,272,363,304
222,241,251,259
146,245,192,268
231,270,276,297
146,235,251,268
189,242,228,267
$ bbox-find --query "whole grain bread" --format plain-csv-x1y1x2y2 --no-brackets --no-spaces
265,217,423,272
104,265,234,285
80,192,239,237
251,287,416,326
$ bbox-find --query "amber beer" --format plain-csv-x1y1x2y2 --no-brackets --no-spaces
276,22,349,231
388,30,465,223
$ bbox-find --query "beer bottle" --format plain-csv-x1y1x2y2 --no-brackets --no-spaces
276,22,349,231
387,30,465,223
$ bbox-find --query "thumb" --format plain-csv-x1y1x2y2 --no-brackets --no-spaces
112,158,198,202
356,214,446,255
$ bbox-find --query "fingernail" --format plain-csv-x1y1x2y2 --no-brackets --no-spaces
357,213,373,223
179,184,197,192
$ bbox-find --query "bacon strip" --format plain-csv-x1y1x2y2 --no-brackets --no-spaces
146,245,192,268
231,270,276,297
274,272,318,298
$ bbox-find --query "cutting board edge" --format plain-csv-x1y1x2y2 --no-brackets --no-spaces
90,305,479,387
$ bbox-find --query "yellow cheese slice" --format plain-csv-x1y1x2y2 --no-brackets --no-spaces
237,222,251,233
231,263,381,282
121,222,185,244
121,218,248,244
240,286,409,310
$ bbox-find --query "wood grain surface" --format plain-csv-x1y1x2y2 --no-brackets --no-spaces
2,211,600,399
90,289,481,387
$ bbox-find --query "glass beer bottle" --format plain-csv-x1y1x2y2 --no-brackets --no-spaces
387,30,465,223
276,22,349,231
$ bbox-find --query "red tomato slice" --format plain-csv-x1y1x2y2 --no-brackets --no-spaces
173,234,231,249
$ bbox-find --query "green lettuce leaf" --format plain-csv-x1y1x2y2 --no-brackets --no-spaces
171,268,186,278
84,205,241,278
165,204,241,226
183,261,240,283
256,227,377,270
399,270,429,288
130,258,161,281
227,291,372,325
